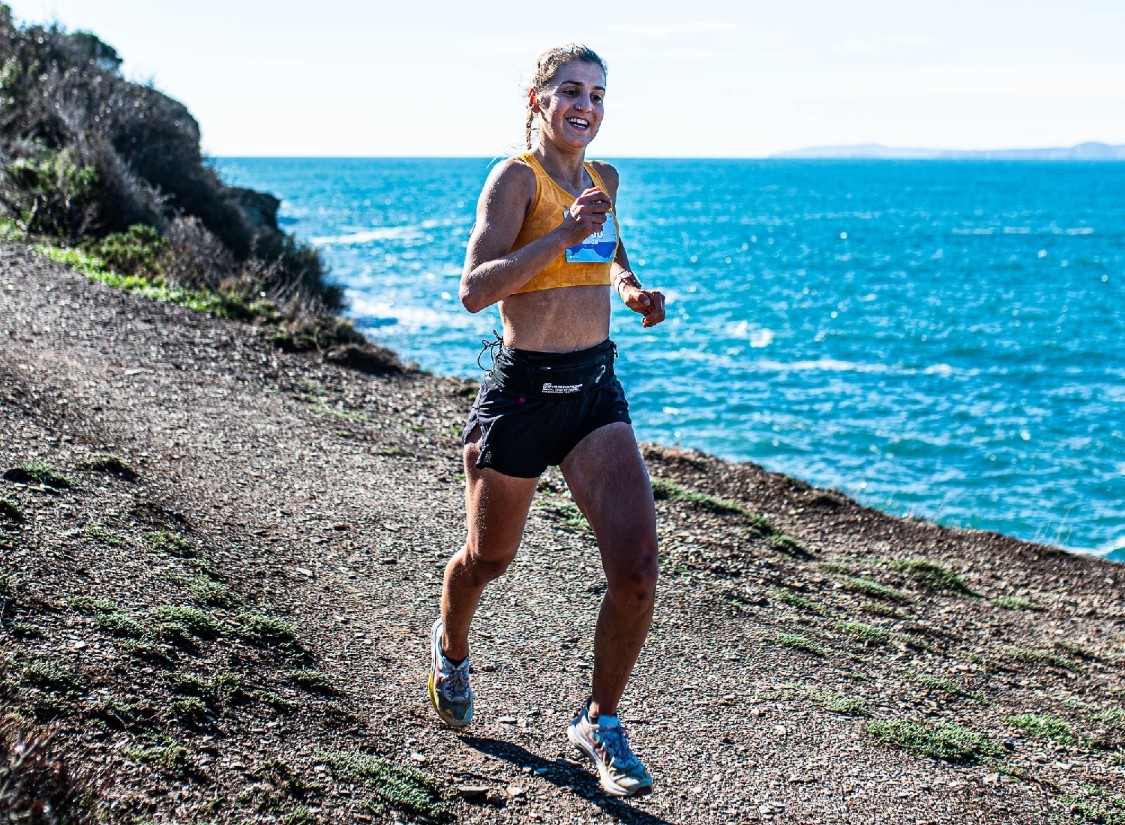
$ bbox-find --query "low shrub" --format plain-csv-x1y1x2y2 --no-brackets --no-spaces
866,719,1004,762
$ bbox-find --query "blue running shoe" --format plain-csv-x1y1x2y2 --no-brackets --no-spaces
428,618,473,727
566,701,653,796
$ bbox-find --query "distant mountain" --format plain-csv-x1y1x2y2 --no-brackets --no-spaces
771,142,1125,160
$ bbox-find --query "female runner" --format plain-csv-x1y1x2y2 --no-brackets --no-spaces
428,43,665,798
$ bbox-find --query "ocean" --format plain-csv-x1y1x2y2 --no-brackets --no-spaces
214,158,1124,560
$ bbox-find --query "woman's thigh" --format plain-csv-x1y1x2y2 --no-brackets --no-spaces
559,422,658,576
463,431,540,564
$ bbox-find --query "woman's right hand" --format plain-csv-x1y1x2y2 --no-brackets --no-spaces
560,187,613,244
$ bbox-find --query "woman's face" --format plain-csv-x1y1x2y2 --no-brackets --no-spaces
533,60,606,151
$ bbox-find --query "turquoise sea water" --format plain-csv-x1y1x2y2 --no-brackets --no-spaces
215,158,1124,560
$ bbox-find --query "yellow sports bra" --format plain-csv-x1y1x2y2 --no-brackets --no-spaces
509,152,620,295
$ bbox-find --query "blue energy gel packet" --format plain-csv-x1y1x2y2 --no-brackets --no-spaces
565,211,618,263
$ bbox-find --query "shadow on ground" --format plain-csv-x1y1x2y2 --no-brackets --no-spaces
461,735,672,824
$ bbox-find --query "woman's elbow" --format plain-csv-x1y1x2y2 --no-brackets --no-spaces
459,284,488,314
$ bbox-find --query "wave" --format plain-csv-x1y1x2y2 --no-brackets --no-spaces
1092,534,1125,560
724,321,775,348
348,295,471,330
311,226,422,246
751,358,972,378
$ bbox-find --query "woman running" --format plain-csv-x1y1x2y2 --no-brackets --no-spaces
428,43,665,798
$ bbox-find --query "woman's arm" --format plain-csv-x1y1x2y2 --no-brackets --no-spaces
460,159,612,313
591,161,667,328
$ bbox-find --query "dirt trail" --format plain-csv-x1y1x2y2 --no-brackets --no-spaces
1,242,1122,824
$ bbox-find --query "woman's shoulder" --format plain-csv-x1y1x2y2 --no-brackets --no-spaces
587,159,620,192
484,155,538,195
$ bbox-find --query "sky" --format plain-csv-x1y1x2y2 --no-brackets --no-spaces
5,0,1125,157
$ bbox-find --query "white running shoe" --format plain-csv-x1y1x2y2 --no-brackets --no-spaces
427,618,473,727
566,701,653,796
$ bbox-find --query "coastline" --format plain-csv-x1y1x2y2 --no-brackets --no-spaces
210,156,1125,558
2,240,1124,823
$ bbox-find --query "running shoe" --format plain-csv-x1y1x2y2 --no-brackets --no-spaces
566,701,653,797
428,618,473,727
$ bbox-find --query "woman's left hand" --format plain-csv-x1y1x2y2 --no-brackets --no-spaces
620,284,666,328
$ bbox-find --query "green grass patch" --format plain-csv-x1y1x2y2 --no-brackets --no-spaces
773,633,828,657
0,572,14,601
766,533,808,555
150,605,222,639
254,690,298,714
889,558,978,596
95,612,147,640
163,671,213,698
1060,784,1125,825
836,620,894,646
84,525,129,546
991,595,1042,611
866,719,1005,763
14,460,74,489
76,452,136,480
1002,646,1085,673
0,217,25,241
1055,641,1098,661
39,244,242,317
88,698,157,731
182,575,239,607
770,589,830,616
837,575,914,604
129,740,202,780
144,530,198,558
650,478,751,519
21,660,83,694
808,689,871,716
117,638,170,662
1005,713,1080,746
9,623,43,639
818,561,858,576
238,612,299,648
860,601,910,619
913,673,987,703
550,500,589,531
0,497,24,522
283,807,317,825
171,696,211,726
310,404,368,424
1097,705,1125,731
289,670,339,695
68,596,121,614
322,752,452,822
297,378,330,396
211,672,250,705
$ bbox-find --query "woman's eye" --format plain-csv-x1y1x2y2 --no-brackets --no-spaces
592,95,603,103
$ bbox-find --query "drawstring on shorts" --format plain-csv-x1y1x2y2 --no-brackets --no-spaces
476,330,503,371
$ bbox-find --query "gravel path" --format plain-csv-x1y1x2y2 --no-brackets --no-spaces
1,241,1122,824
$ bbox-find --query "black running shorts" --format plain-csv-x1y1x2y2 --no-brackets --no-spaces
462,339,631,479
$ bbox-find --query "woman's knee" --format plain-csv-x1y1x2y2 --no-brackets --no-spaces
455,544,516,586
604,542,659,604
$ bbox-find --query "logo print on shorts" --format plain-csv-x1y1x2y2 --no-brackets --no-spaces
542,382,583,394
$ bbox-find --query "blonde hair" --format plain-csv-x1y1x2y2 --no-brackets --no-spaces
525,44,608,150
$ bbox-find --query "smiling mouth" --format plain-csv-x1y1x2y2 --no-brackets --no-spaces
567,118,590,130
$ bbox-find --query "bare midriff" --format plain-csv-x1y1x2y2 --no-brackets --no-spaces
499,285,612,352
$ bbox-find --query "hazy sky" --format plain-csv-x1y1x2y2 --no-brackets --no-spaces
6,0,1125,157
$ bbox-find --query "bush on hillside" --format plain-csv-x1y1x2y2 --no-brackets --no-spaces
0,4,342,314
